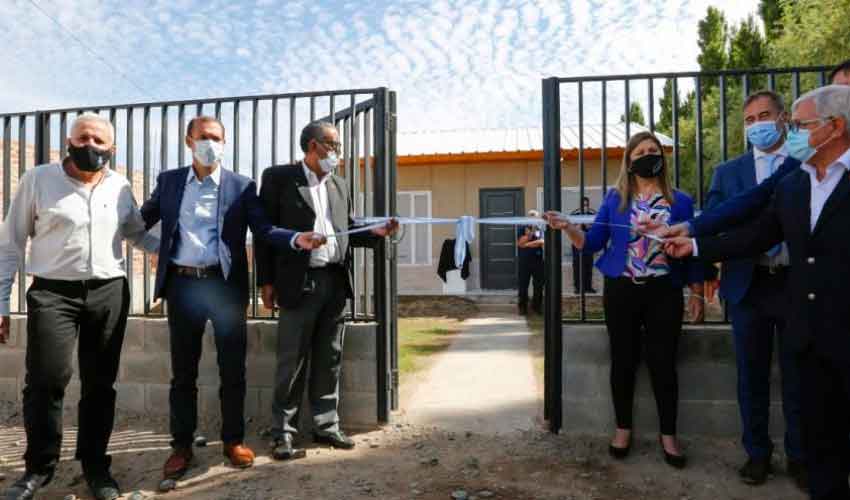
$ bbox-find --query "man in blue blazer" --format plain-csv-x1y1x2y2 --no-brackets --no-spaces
139,116,324,481
699,91,806,488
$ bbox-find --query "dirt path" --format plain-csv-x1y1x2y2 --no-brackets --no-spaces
399,310,541,434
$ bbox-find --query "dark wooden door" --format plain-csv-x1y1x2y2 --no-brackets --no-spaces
479,188,524,289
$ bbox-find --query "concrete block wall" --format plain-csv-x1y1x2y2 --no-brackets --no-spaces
562,324,784,438
0,316,380,429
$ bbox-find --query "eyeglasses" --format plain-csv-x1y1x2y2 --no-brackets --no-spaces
788,116,834,133
316,139,342,154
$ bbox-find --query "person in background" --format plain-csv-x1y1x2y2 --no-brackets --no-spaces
570,196,597,294
546,131,708,469
829,59,850,86
516,209,545,315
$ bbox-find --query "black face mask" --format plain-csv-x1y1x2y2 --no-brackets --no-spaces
629,153,663,178
68,144,110,172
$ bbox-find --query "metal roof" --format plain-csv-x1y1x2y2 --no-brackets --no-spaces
397,123,673,157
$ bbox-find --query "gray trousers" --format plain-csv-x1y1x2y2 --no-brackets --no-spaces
271,266,347,436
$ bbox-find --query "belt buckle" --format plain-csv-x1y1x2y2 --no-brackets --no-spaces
768,265,778,275
630,275,647,285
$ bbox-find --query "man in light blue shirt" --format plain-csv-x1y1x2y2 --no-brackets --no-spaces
171,161,222,268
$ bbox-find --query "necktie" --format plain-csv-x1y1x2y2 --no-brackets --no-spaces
765,155,782,258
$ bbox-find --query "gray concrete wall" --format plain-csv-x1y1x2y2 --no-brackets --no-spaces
562,324,785,438
0,316,380,429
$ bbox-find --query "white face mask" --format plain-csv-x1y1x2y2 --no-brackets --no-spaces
192,139,225,167
319,152,338,173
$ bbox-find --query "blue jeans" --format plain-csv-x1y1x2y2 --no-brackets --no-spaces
165,273,247,447
728,268,803,461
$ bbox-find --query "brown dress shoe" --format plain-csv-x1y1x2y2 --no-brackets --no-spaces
223,443,255,468
163,447,193,479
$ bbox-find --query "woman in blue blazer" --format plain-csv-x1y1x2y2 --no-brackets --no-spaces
549,131,706,468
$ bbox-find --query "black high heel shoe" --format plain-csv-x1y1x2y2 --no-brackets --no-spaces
608,433,632,459
659,435,687,469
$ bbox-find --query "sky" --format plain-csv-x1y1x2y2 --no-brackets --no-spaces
1,0,761,134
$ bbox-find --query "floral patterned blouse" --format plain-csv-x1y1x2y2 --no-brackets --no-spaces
624,192,672,278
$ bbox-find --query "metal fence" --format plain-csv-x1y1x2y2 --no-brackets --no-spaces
0,87,399,419
541,65,833,433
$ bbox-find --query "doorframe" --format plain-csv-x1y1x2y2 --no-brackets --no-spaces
478,187,524,290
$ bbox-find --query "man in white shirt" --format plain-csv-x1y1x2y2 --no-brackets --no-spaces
0,114,158,500
665,85,850,500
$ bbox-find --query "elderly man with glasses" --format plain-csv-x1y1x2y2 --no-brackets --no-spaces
255,120,397,460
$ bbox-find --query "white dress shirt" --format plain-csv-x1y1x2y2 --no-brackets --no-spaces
299,162,340,267
801,146,850,231
0,163,159,314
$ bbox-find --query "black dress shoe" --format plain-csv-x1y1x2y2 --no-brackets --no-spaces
738,457,772,485
659,436,687,469
271,434,306,461
313,430,355,449
787,458,808,491
608,443,631,459
3,472,52,500
83,462,120,500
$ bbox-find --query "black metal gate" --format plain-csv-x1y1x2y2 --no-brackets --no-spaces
0,87,399,422
542,65,832,433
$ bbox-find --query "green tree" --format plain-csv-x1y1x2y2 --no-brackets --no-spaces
769,0,850,66
759,0,784,41
729,15,766,70
697,7,728,72
620,102,646,126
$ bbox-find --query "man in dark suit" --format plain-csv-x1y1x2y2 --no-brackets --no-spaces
569,196,596,294
255,120,397,460
517,209,545,315
665,85,850,500
702,90,805,487
140,116,325,481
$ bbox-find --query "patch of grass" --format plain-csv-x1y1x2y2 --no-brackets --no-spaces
398,318,462,376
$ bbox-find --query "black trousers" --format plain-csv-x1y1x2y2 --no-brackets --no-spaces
798,350,850,500
23,276,129,474
602,276,684,435
572,247,594,291
165,273,248,448
518,256,544,311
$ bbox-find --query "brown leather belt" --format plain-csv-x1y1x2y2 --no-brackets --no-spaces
170,265,222,279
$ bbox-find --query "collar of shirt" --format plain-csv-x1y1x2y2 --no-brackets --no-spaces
60,161,114,187
301,161,330,187
186,164,222,186
753,142,788,162
800,146,850,185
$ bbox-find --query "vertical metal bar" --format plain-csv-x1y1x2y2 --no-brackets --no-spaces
695,76,704,209
215,101,222,120
34,112,47,167
792,71,801,100
719,76,728,163
363,109,373,317
372,88,391,423
196,103,202,117
178,104,186,167
672,78,680,188
387,90,399,411
251,99,259,318
542,77,563,434
289,97,296,163
59,112,68,159
310,96,316,121
601,82,608,195
161,105,169,172
143,106,151,314
2,117,10,218
348,94,359,319
271,98,279,165
624,79,631,139
233,101,241,175
647,78,655,131
17,117,27,311
742,74,751,101
126,108,135,310
329,96,336,127
818,71,826,87
768,72,776,91
109,109,117,170
577,82,586,321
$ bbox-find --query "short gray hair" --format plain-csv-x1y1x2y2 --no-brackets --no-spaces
299,120,336,153
792,85,850,135
70,113,115,144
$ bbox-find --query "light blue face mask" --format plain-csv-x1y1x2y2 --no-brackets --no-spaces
746,121,783,151
787,119,836,163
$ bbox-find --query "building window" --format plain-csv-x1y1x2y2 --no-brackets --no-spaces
396,191,432,266
536,186,605,258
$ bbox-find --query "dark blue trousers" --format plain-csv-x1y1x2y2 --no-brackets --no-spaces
165,273,247,448
728,267,803,462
